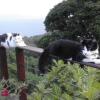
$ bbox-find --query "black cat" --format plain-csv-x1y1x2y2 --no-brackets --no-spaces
38,38,99,74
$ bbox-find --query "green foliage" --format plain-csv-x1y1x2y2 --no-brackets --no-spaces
2,37,100,100
6,49,39,79
26,72,43,94
38,31,72,48
23,35,43,47
39,0,100,47
28,60,100,100
45,0,100,33
25,55,38,73
2,79,25,94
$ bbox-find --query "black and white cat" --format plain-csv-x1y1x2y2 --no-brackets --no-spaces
0,33,26,48
38,35,100,73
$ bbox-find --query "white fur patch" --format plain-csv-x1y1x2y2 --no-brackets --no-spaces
82,46,100,64
82,46,99,59
14,34,26,47
68,58,72,61
82,58,100,64
1,33,26,48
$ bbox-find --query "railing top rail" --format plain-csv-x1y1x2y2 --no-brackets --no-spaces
66,59,100,69
16,46,44,54
17,46,100,69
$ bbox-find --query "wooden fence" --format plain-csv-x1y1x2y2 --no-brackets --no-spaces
0,46,43,100
0,46,99,100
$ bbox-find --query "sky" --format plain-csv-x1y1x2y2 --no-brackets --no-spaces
0,0,63,36
0,0,63,20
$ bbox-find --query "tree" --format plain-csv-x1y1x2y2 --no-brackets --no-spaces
39,0,100,48
44,0,100,39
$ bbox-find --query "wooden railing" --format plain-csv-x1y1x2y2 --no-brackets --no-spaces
0,46,100,100
0,46,43,100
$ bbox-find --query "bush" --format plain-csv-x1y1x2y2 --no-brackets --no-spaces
38,31,76,48
28,60,100,100
39,0,100,48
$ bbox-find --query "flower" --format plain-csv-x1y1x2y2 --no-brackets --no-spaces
1,88,9,96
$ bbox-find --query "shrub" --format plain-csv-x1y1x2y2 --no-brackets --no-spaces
28,60,100,100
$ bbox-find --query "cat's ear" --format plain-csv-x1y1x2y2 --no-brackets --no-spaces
12,33,19,37
77,36,84,43
12,33,17,37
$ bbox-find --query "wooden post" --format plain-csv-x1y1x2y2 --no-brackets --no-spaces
0,47,8,80
15,47,27,100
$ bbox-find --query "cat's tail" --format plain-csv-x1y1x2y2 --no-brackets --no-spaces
38,49,51,74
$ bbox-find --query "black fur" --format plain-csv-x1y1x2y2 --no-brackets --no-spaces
0,34,7,44
82,39,98,51
38,32,99,74
38,39,86,73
